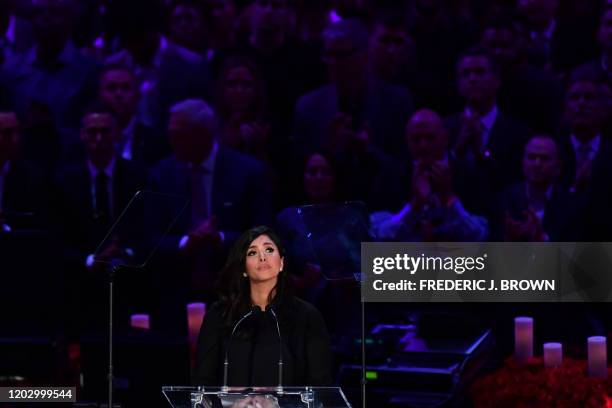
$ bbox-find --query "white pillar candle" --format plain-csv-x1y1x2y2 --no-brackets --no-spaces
514,317,533,362
130,314,150,330
187,303,206,345
543,343,562,368
588,336,607,378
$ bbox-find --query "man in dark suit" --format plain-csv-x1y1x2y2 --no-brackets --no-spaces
445,47,531,205
557,73,612,241
147,99,273,331
149,99,274,253
491,135,584,241
97,63,171,167
0,110,47,231
370,109,489,242
292,18,413,159
480,17,564,134
573,7,612,140
54,103,147,335
517,0,598,73
558,73,612,193
105,0,210,129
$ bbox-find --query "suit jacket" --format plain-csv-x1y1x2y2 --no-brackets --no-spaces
538,18,599,73
558,135,612,190
498,65,564,134
292,79,413,158
332,148,405,213
558,136,612,241
1,159,48,229
490,182,585,241
53,157,147,264
444,110,531,196
147,147,274,252
62,121,172,170
53,157,147,335
585,164,612,241
129,122,172,167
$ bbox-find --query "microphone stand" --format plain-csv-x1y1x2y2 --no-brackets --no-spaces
269,308,283,394
361,296,366,408
107,262,122,408
222,308,256,393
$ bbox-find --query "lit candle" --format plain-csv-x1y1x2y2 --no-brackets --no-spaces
187,303,206,345
130,314,150,330
543,343,562,368
588,336,607,378
514,317,533,362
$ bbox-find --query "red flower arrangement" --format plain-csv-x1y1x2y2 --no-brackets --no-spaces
470,357,612,408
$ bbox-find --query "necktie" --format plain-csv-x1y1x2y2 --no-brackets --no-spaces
95,172,111,226
191,166,208,226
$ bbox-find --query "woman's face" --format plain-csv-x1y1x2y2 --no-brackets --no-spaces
245,234,284,284
223,66,257,113
304,154,335,203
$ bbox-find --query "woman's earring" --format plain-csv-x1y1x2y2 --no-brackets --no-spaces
243,272,247,278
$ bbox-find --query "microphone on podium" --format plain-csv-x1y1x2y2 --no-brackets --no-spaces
222,306,260,392
267,305,284,394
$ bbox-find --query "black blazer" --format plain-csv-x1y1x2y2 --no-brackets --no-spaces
147,147,274,253
130,122,172,167
490,182,585,241
52,157,147,335
558,136,612,191
193,296,332,387
1,159,48,228
62,121,171,168
53,157,147,264
444,109,531,193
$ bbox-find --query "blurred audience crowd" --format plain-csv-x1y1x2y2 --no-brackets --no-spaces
1,0,612,337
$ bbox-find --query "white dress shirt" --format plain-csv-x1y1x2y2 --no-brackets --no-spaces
570,133,601,165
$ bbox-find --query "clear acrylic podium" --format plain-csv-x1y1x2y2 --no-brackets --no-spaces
162,386,352,408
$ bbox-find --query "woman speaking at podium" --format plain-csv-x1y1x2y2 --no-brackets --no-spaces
193,225,333,387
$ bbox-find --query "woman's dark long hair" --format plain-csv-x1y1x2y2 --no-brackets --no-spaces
216,225,292,330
